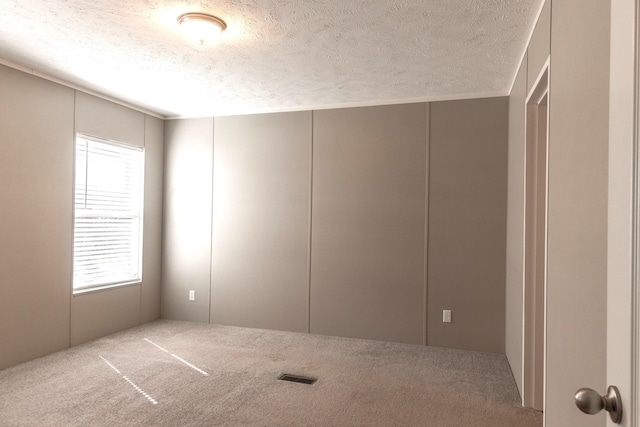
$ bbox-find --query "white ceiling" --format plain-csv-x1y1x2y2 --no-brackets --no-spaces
0,0,543,118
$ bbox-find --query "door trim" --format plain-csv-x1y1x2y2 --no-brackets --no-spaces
632,2,640,421
522,59,550,411
607,1,639,425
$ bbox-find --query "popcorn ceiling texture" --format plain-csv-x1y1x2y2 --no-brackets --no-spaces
0,0,542,117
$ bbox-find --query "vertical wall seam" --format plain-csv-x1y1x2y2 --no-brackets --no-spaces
159,121,168,319
157,118,165,321
140,114,146,326
307,111,314,334
69,90,77,349
520,53,529,408
209,118,215,324
424,102,431,346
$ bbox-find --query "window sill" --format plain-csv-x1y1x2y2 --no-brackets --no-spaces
72,280,141,296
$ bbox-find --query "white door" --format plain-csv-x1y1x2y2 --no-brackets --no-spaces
604,1,638,426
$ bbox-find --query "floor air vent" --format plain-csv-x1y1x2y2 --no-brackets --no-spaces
278,374,317,385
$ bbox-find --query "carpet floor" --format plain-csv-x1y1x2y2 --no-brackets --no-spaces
0,320,542,426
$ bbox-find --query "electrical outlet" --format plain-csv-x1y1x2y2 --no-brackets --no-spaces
443,309,452,323
189,290,195,301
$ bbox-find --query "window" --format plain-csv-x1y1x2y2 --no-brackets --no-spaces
73,135,144,292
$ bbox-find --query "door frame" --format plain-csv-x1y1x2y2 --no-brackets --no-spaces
607,1,639,425
523,62,550,411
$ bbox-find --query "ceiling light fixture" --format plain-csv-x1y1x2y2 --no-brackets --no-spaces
177,12,227,45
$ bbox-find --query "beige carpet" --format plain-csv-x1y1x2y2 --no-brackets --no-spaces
0,320,541,426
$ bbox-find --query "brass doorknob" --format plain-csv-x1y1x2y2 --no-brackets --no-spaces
574,385,622,424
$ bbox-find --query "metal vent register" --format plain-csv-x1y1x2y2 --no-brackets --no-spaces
278,374,317,385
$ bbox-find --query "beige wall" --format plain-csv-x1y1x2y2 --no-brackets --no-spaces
428,97,508,353
75,92,145,147
310,104,428,345
0,65,74,370
0,65,164,368
211,112,311,333
70,285,142,345
545,0,609,425
162,118,213,323
141,116,165,323
163,99,508,351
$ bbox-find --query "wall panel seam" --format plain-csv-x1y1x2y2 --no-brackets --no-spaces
424,103,430,346
307,111,314,334
209,118,215,324
140,115,146,326
69,90,78,349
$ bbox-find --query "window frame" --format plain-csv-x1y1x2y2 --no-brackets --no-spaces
72,133,145,294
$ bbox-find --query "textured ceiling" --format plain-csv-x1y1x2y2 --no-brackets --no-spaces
0,0,543,118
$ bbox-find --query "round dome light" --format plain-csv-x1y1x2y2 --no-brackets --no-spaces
178,13,227,44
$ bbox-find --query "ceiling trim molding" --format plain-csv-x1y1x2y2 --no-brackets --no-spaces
0,59,509,121
165,90,510,120
0,58,165,119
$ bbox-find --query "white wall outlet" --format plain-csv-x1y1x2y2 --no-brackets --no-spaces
443,309,452,323
189,290,195,301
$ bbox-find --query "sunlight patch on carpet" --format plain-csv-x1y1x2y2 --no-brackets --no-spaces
99,355,158,405
144,338,169,353
144,338,209,376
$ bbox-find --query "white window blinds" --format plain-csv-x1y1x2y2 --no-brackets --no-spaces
73,136,143,291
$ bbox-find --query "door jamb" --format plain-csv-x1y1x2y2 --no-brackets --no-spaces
522,59,550,411
631,3,640,421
